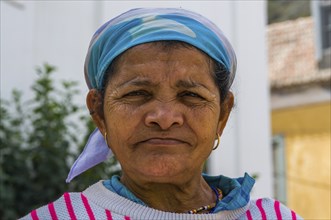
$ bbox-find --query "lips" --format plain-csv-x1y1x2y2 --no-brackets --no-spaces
132,132,192,147
141,138,187,146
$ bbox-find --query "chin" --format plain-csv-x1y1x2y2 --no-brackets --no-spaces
125,154,197,183
135,163,189,183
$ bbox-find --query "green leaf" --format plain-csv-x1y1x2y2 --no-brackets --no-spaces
0,63,119,219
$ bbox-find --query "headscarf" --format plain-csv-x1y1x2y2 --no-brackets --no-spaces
67,8,237,182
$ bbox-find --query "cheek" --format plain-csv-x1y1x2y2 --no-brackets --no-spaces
103,103,143,149
104,99,140,127
184,110,220,155
189,105,220,131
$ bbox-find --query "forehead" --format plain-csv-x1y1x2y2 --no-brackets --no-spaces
114,42,212,71
107,43,217,92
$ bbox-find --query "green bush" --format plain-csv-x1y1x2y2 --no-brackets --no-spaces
0,64,120,219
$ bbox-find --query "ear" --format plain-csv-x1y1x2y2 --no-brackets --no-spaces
86,89,107,135
217,92,234,136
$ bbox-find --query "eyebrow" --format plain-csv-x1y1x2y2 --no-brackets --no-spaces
117,77,209,90
176,80,209,90
117,78,159,88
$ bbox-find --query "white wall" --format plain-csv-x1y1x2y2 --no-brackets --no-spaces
1,0,272,198
208,1,273,198
1,1,96,104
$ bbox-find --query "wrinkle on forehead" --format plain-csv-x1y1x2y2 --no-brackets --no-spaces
105,42,217,93
114,77,212,91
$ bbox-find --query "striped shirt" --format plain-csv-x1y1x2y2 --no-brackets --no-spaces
21,180,302,220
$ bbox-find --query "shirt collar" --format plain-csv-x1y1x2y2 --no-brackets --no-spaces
103,173,255,211
203,172,255,211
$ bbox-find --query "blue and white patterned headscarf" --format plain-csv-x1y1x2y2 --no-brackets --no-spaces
67,8,237,182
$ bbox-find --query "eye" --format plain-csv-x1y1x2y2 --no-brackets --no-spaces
123,90,151,98
179,91,204,100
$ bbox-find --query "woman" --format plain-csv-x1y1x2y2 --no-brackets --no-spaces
22,8,302,220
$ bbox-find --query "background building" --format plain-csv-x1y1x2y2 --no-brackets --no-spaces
268,1,331,219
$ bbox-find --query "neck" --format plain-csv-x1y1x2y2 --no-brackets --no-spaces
120,174,216,213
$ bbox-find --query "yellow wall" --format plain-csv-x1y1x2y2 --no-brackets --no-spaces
272,102,331,220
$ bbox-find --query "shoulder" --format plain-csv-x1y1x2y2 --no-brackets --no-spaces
20,182,126,220
20,192,84,220
20,191,117,220
237,198,303,220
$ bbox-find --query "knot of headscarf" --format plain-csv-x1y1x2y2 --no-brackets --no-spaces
67,8,237,182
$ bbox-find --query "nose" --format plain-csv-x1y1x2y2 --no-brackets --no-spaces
144,101,184,130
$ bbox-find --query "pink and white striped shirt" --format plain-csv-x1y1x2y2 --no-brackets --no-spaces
21,181,302,220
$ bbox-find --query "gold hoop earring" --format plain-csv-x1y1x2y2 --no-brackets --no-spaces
104,132,109,147
212,133,220,150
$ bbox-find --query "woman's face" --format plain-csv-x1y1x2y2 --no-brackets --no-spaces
90,43,232,185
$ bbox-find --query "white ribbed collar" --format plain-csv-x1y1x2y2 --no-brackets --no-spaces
83,180,251,220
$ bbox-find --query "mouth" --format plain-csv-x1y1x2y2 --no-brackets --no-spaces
141,138,187,146
135,135,192,148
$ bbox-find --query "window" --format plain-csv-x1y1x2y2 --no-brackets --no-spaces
320,2,331,50
312,0,331,68
272,135,287,205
